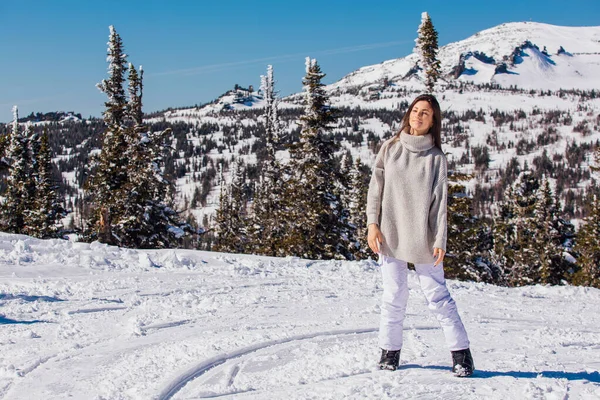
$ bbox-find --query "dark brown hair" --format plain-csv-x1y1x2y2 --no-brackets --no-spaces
397,94,442,150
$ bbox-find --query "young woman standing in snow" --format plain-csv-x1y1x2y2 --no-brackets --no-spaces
366,94,474,376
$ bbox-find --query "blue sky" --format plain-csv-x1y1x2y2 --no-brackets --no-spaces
1,0,599,123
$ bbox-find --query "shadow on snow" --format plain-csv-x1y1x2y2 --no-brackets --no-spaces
0,316,48,325
401,364,600,383
0,294,65,302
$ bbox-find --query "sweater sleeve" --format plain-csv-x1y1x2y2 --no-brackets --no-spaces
429,157,448,251
366,140,390,227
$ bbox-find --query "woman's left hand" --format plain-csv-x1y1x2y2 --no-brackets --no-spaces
433,248,445,266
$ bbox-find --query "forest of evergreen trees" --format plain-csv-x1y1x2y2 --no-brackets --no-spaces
1,24,599,289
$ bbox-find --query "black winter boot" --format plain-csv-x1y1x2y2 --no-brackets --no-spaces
451,348,474,377
379,349,400,371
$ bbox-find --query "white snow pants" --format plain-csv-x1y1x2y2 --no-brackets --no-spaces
378,255,470,351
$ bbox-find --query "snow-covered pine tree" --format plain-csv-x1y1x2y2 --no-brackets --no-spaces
249,65,286,256
87,25,129,245
573,195,600,288
491,185,518,284
533,176,571,285
97,25,128,133
116,64,187,248
495,171,572,286
26,123,40,202
228,158,250,253
348,157,371,260
283,57,348,260
415,12,441,93
26,129,67,238
445,172,497,283
508,171,540,285
21,122,39,236
126,64,143,127
335,151,355,258
214,163,236,252
1,107,29,233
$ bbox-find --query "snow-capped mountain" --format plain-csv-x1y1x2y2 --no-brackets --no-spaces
331,22,600,92
157,21,600,123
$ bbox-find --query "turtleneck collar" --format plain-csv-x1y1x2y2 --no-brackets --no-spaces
400,131,435,152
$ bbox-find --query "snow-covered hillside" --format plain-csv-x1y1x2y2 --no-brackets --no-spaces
331,22,600,91
1,233,599,399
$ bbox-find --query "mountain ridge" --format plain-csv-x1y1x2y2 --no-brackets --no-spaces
329,21,600,93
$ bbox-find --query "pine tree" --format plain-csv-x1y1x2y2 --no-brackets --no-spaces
1,107,29,233
445,173,497,283
214,163,236,252
336,152,355,258
415,12,441,92
97,25,128,132
493,172,574,286
282,57,348,260
534,176,569,285
491,185,518,283
87,25,129,245
492,171,539,286
25,123,39,209
347,157,371,260
228,159,249,253
115,64,187,248
509,171,541,285
26,129,67,238
249,65,286,256
573,195,600,288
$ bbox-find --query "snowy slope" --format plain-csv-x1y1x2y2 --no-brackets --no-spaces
1,233,599,399
330,22,600,91
166,22,600,120
148,22,600,122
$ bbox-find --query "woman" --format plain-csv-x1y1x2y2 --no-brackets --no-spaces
366,94,474,377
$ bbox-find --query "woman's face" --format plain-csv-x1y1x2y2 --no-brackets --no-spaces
409,100,434,136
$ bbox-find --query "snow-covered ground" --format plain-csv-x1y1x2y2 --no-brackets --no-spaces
1,233,599,399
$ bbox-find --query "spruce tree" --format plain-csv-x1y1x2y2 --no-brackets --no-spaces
534,176,569,285
415,12,441,92
573,195,600,288
214,163,236,252
493,172,574,286
509,171,540,285
347,157,371,260
26,129,67,238
492,171,539,286
117,64,186,248
491,185,518,284
88,25,129,245
249,65,286,256
228,159,250,253
336,152,355,259
1,107,29,233
445,173,497,283
283,57,348,260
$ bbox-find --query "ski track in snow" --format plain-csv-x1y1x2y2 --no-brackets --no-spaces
1,233,600,399
157,328,378,400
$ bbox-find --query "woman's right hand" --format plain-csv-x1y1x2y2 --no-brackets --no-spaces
367,224,384,254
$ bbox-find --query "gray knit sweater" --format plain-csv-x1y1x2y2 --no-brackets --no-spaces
366,131,448,264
